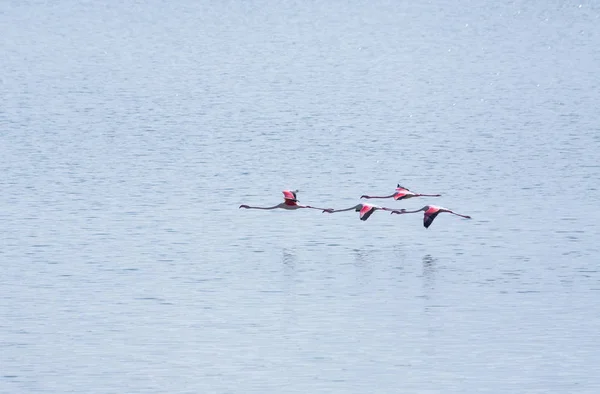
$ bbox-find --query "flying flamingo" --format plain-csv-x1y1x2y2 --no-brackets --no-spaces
322,203,396,221
239,190,331,211
391,205,471,228
360,184,441,201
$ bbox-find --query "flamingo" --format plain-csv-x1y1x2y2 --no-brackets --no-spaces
391,205,471,228
360,184,441,201
322,203,396,221
239,190,330,211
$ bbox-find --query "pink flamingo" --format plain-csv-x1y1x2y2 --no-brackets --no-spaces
391,205,471,228
239,190,330,211
322,203,396,221
361,184,441,201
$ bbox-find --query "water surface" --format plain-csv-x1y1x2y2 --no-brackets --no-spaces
2,0,600,393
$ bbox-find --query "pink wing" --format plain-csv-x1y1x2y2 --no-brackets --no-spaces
359,204,375,220
423,206,441,228
393,190,411,200
282,190,297,200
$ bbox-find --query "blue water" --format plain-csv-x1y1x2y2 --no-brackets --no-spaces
2,1,600,392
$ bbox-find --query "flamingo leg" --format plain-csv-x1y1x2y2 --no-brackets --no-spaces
379,207,401,212
448,211,471,219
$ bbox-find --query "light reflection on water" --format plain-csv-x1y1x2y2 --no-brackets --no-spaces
2,0,600,392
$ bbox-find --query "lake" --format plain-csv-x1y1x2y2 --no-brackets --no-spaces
2,0,600,392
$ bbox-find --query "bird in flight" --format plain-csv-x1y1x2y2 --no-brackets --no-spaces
239,190,331,211
361,184,441,200
322,203,397,221
391,205,471,228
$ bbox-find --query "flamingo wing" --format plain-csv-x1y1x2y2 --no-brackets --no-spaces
359,204,376,221
423,206,440,228
282,190,297,201
393,190,412,200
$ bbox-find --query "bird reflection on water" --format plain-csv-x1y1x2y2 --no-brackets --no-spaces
422,254,437,302
281,248,297,286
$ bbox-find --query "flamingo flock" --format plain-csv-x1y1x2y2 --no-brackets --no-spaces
239,184,471,228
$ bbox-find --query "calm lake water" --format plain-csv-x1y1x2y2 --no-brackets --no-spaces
2,0,600,393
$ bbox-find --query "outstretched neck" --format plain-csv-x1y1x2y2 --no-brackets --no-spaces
402,207,426,214
360,194,395,199
242,204,280,210
331,204,362,213
304,205,329,211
